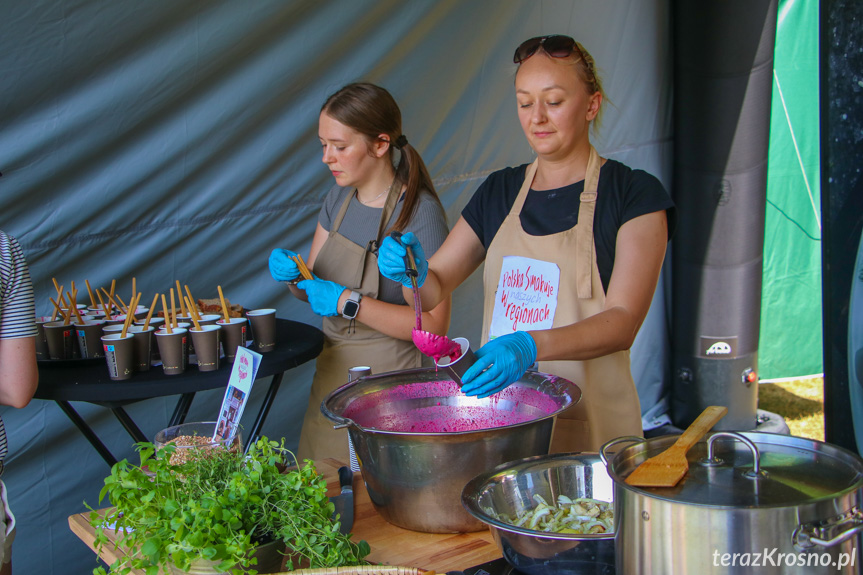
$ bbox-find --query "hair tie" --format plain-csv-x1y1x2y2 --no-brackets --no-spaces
395,134,408,149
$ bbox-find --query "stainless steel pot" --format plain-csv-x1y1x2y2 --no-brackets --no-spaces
321,367,581,533
601,432,863,574
461,452,615,575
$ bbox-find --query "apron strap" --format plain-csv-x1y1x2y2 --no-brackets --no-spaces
576,146,601,299
374,177,402,249
330,177,402,253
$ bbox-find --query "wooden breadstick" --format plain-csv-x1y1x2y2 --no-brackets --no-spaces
120,294,137,338
52,278,68,306
114,293,129,314
184,285,200,321
175,281,187,316
96,290,111,319
190,300,201,322
217,285,230,323
85,280,97,308
290,255,314,280
132,292,142,320
71,284,81,317
66,291,85,324
109,279,116,297
50,294,60,321
300,254,313,279
185,293,200,322
170,288,177,328
161,294,173,334
48,297,63,320
143,293,159,330
53,282,69,309
133,292,142,319
100,288,121,316
131,277,136,307
60,298,73,326
184,297,202,331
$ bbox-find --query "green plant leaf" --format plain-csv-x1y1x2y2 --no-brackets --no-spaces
140,536,162,558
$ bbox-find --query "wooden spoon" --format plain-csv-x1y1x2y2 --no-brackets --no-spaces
624,405,728,488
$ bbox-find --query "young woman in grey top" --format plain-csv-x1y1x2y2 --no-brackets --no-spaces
268,83,449,463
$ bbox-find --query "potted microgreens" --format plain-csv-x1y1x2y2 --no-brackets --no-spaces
87,437,370,575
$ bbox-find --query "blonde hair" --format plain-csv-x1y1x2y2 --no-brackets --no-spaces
571,41,606,132
516,40,608,133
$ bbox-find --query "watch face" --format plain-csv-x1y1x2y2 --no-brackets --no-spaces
343,299,360,318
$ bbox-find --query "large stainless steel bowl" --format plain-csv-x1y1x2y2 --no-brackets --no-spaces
321,367,580,533
462,452,615,575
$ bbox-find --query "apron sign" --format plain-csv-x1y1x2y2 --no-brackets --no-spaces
489,255,560,338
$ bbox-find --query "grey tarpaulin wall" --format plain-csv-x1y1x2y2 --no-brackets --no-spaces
0,1,672,572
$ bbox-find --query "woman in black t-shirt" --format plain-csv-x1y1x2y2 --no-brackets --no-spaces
379,36,674,451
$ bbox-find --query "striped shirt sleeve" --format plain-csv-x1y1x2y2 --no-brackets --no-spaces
0,231,37,340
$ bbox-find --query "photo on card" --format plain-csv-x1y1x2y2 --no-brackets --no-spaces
213,347,261,443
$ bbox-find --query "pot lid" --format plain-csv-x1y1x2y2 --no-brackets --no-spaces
609,431,863,507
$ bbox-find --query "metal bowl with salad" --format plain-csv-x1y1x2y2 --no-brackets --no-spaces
461,452,615,575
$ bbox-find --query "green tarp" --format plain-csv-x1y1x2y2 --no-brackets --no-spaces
760,0,822,379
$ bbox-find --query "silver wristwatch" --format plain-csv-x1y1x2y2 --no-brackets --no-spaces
341,291,362,319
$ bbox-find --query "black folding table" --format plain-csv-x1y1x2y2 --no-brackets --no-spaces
34,318,323,467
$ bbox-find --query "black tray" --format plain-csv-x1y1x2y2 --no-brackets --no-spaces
38,356,105,368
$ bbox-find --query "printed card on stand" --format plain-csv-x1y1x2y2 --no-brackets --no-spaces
213,347,262,443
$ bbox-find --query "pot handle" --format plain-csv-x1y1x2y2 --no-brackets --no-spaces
600,436,646,467
318,404,355,430
704,432,763,476
794,508,863,550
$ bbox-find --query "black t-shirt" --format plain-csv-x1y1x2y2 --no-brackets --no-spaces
462,160,676,293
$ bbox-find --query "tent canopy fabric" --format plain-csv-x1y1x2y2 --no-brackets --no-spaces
759,0,822,379
3,2,674,573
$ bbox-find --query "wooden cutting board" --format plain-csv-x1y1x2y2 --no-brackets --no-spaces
68,458,501,573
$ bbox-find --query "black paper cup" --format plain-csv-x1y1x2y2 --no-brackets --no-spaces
44,321,76,360
216,317,247,363
75,320,107,359
246,308,276,353
128,325,155,371
136,317,164,360
101,333,135,381
155,328,188,375
189,324,221,371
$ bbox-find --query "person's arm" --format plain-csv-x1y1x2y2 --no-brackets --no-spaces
529,209,668,361
0,234,39,408
0,336,38,408
402,217,486,311
322,199,453,340
342,290,451,341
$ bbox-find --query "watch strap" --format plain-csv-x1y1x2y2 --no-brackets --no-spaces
341,290,362,319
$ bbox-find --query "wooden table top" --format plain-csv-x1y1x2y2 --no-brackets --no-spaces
69,458,501,574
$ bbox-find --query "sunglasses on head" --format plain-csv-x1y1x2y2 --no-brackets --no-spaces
513,35,582,64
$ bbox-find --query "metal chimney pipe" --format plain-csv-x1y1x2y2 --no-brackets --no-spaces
671,0,778,430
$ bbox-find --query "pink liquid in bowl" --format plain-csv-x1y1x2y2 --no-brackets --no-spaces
341,379,561,433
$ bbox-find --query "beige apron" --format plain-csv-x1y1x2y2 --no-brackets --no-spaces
297,183,421,463
481,148,643,452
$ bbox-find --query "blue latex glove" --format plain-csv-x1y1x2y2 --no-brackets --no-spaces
377,232,428,288
269,249,300,282
298,278,347,317
460,332,538,398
